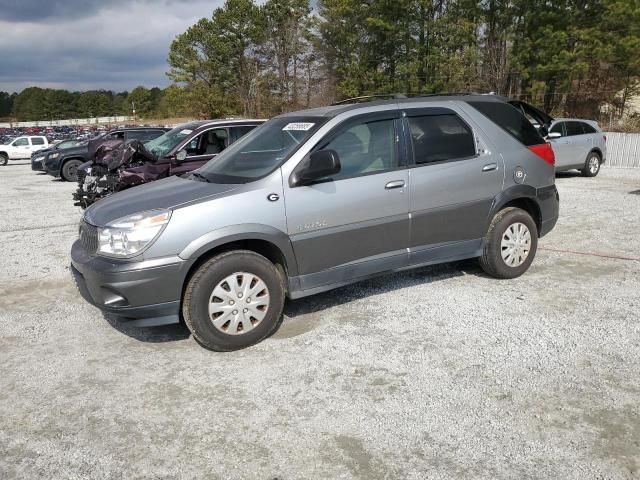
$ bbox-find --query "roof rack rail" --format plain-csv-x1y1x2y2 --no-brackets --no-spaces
331,93,408,106
404,92,487,98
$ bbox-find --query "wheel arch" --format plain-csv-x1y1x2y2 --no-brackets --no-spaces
489,185,543,236
60,156,85,176
179,224,298,296
589,147,603,160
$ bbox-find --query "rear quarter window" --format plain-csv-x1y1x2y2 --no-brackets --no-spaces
581,122,597,134
467,101,545,146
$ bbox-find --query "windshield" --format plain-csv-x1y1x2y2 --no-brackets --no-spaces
197,117,326,183
143,123,200,157
56,140,77,149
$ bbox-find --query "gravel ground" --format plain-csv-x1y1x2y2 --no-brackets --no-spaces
1,162,639,480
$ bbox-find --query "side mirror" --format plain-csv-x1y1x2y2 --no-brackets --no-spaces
547,132,562,139
175,149,187,162
291,149,341,187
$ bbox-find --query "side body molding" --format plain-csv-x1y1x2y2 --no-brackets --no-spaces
178,223,300,277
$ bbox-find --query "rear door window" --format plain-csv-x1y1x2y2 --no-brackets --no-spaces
31,137,45,145
581,122,597,134
467,101,545,146
565,122,585,136
407,114,476,165
231,125,258,142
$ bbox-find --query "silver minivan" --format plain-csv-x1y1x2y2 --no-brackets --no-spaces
71,95,560,351
547,118,607,176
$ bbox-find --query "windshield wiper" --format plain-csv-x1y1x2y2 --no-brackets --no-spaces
189,172,211,183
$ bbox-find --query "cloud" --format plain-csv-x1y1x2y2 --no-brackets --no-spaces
0,0,224,92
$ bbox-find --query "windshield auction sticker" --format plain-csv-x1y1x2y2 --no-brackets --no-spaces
283,123,315,131
179,129,193,135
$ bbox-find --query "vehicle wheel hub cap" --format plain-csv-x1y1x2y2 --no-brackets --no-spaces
208,272,270,335
589,157,599,173
501,222,532,267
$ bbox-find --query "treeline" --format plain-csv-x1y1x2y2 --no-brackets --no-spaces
4,0,639,123
0,85,187,121
168,0,640,121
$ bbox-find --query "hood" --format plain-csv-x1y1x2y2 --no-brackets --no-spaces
83,175,240,226
58,144,88,156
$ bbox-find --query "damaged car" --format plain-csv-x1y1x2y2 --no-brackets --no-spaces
73,119,265,208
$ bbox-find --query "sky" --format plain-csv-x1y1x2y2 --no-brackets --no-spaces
0,0,225,93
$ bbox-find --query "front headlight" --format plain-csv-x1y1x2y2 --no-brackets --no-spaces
97,209,171,257
50,152,60,159
34,156,44,162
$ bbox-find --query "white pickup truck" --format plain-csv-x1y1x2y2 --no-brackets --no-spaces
0,136,50,166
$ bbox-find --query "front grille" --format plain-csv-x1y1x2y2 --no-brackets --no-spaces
79,221,99,255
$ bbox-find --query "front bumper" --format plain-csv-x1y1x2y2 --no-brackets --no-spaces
31,156,45,171
70,240,192,326
44,157,61,177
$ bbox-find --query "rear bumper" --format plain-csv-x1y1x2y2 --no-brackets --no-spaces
70,240,191,325
537,184,559,237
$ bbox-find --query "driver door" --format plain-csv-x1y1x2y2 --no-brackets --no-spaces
283,111,410,291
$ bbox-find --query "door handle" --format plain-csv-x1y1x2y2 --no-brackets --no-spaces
482,163,498,172
385,180,405,189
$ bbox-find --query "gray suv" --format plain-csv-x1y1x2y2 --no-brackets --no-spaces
547,119,607,176
71,95,559,351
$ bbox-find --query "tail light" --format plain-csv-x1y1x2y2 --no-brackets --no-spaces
528,143,555,166
603,134,607,142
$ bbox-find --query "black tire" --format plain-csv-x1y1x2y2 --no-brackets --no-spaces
581,151,601,177
182,250,286,351
61,159,83,182
0,153,7,166
479,207,538,279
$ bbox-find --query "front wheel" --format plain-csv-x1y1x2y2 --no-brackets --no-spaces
479,207,538,279
581,152,601,177
0,153,7,166
61,159,83,182
182,250,286,351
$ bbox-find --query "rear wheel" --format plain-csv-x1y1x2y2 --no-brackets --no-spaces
182,250,286,351
581,152,601,177
480,207,538,279
0,153,7,166
61,159,82,182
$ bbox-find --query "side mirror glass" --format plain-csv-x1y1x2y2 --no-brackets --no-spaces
176,149,187,162
547,132,562,139
291,149,341,187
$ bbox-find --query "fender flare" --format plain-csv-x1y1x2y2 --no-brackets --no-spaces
178,223,299,277
488,184,542,229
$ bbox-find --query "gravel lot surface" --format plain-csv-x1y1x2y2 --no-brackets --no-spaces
1,162,639,479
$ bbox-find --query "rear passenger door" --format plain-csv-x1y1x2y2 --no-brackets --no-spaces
564,121,590,165
404,107,502,263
